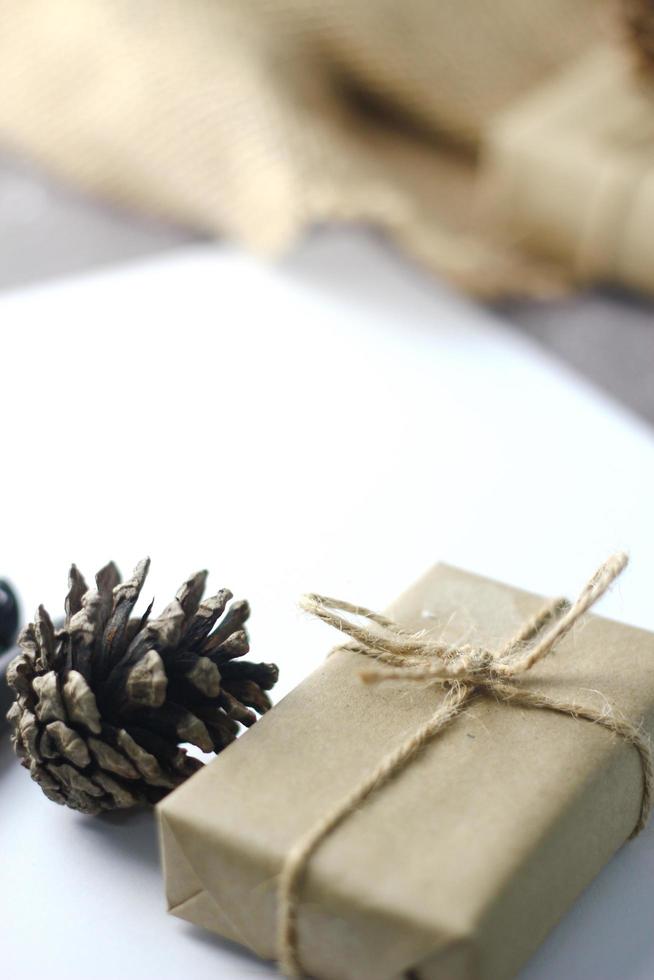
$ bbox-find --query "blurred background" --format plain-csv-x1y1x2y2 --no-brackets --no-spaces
0,0,653,422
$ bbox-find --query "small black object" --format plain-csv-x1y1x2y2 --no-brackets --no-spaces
0,580,19,652
0,580,20,722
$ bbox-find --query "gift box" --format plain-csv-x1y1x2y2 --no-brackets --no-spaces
158,562,654,979
484,46,654,293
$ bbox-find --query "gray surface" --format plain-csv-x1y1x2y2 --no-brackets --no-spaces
503,294,654,425
0,150,196,290
0,148,652,426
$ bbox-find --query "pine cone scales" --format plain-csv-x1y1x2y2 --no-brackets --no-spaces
6,559,278,814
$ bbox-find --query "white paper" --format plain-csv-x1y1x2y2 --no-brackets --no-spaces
1,230,653,980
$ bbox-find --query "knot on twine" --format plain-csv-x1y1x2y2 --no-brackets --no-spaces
277,553,654,978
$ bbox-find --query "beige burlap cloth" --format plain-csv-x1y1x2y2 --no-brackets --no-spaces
0,1,649,297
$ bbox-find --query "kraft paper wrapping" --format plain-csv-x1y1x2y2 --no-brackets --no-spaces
158,564,654,979
485,46,654,293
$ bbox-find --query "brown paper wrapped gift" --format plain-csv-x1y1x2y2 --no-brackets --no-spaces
485,46,654,294
158,563,654,979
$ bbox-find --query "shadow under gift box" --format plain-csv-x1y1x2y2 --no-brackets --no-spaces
157,564,654,980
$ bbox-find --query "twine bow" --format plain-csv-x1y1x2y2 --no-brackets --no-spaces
277,553,654,978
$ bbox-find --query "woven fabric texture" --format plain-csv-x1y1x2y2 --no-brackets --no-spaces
0,1,613,295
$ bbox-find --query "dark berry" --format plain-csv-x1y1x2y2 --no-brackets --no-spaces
0,580,19,652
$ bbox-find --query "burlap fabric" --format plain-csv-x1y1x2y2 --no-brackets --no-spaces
0,1,634,296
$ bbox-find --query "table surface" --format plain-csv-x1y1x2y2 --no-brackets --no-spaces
1,234,654,979
1,148,654,427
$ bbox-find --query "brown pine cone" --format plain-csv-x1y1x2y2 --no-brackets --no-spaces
6,559,278,814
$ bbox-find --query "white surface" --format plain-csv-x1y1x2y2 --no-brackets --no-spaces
1,231,654,980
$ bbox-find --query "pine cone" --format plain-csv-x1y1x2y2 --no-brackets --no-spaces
6,559,278,814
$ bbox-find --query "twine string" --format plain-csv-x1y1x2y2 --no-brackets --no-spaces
278,553,652,978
